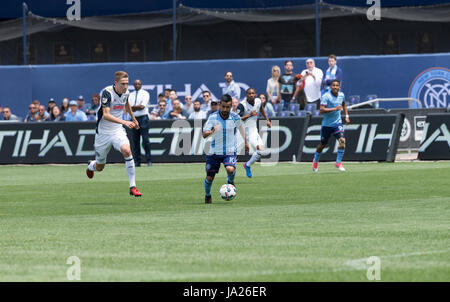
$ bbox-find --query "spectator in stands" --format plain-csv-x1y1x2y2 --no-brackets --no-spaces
278,60,297,110
259,93,276,118
50,105,65,121
166,89,179,113
47,98,56,113
77,95,88,113
201,90,212,112
189,100,207,120
65,100,88,121
2,107,21,122
169,99,188,120
60,98,69,114
36,105,50,122
231,97,240,114
321,54,343,95
24,103,38,122
150,99,169,120
164,88,171,100
300,58,323,109
0,104,2,119
267,65,281,105
222,71,241,100
292,73,307,110
86,93,100,120
184,95,194,115
206,100,219,119
158,93,166,103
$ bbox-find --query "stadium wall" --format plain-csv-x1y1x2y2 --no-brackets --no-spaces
0,53,449,119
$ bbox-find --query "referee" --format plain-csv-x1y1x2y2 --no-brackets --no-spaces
129,79,152,167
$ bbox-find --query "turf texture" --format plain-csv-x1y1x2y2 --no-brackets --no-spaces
0,162,449,281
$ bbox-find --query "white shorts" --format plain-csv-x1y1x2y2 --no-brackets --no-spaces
236,127,263,154
94,129,130,164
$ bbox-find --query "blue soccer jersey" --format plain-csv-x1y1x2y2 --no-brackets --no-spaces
203,111,242,155
320,91,346,127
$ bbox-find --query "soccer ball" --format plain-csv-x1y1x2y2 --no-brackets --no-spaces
219,184,237,201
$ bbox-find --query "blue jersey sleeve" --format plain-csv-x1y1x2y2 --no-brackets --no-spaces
320,94,330,106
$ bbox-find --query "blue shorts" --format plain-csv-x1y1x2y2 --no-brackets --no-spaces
320,124,344,144
206,154,237,176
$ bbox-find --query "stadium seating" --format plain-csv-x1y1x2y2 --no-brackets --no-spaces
348,95,360,106
273,103,282,115
312,109,321,116
296,110,308,117
279,111,290,117
288,103,300,114
305,103,317,113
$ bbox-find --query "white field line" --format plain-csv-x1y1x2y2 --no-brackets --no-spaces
345,249,450,270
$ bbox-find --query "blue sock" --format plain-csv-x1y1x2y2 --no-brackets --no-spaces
314,152,321,163
204,178,212,196
227,171,236,184
336,149,345,163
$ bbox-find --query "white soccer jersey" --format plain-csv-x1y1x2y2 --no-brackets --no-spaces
97,85,130,134
239,97,262,129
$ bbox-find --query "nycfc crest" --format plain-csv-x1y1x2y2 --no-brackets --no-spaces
409,67,450,108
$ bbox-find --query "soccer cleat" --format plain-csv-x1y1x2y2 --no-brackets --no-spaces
86,161,94,179
312,160,318,173
335,162,346,171
243,163,252,178
205,195,212,204
129,186,142,197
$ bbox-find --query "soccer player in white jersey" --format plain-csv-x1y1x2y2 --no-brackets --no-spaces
85,71,143,197
202,94,249,204
236,88,272,178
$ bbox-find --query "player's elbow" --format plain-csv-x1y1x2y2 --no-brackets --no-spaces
202,132,209,138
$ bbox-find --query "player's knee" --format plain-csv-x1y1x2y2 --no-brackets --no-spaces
206,175,215,182
226,166,235,174
339,138,346,149
121,147,132,158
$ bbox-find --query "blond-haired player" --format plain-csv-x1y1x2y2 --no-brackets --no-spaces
86,71,143,197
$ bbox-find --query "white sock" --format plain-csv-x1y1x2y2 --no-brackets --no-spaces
88,160,97,171
125,156,136,188
246,150,262,167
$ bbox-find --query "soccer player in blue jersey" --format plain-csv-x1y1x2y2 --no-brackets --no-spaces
202,94,249,204
312,80,350,172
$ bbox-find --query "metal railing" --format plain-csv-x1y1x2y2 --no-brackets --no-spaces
348,98,422,110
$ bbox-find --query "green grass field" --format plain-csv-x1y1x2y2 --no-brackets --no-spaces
0,161,449,281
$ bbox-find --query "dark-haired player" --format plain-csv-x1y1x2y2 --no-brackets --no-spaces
202,94,249,204
237,88,272,178
312,80,350,173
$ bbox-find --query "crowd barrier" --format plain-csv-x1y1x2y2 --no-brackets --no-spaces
0,115,407,164
418,113,450,160
350,108,447,150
